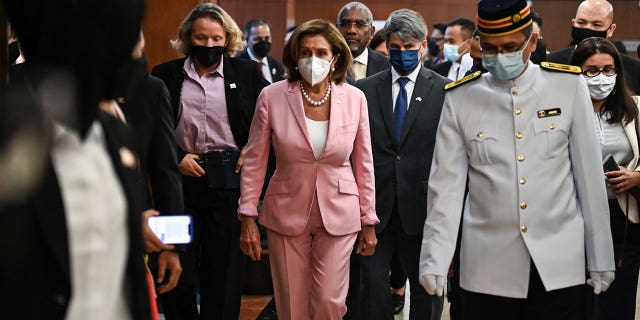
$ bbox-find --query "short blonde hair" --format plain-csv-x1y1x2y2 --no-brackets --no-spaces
170,3,245,57
283,19,353,85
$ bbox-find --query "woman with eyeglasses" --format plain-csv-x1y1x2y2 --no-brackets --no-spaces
570,36,640,320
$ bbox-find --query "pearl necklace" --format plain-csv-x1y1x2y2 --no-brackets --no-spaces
300,81,331,106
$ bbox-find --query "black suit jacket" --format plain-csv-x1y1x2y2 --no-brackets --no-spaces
235,50,287,83
120,74,183,214
365,48,390,77
431,60,453,78
547,46,640,95
0,111,151,320
355,67,450,235
151,57,268,206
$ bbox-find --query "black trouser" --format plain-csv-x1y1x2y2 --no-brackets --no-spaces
597,199,640,320
390,247,407,290
160,182,246,320
461,261,585,320
359,208,438,320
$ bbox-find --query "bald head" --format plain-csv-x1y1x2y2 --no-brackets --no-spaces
573,0,615,35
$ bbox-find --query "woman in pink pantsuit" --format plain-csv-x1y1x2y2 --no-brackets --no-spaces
238,19,379,320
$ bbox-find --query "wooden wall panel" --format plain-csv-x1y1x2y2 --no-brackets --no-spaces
144,0,203,70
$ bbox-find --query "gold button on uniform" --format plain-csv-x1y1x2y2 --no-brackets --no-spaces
518,155,525,162
515,108,522,115
519,178,526,184
512,90,519,95
521,225,528,233
477,131,484,138
312,161,318,167
516,132,523,139
549,123,556,130
520,202,527,209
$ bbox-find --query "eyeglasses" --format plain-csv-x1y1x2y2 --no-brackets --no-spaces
431,37,444,43
480,36,530,55
582,66,616,77
337,20,370,30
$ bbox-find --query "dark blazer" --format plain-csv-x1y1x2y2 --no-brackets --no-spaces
347,48,390,83
355,67,450,235
120,74,183,214
547,46,640,95
151,56,268,206
235,49,287,83
431,60,453,78
366,48,391,77
0,111,152,320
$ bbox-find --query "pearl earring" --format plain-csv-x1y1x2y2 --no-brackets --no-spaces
331,67,336,72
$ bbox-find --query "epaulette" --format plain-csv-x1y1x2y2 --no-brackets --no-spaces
444,71,482,91
539,62,582,74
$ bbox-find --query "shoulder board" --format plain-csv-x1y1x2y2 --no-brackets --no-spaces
540,62,582,74
444,71,482,91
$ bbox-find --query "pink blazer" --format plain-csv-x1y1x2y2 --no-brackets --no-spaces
238,80,378,236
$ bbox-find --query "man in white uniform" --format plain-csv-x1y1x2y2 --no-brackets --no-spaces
419,0,615,318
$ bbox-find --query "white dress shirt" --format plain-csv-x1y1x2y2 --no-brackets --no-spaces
391,64,421,112
51,121,130,320
248,47,274,83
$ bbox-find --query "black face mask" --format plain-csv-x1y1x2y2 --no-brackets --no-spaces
252,41,271,59
191,45,224,67
571,26,608,45
428,40,440,57
8,42,20,65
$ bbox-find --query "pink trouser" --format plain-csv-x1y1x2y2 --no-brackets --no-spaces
267,196,358,320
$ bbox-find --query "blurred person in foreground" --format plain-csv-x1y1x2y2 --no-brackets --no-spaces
570,37,640,320
238,19,379,320
419,0,615,319
0,0,156,319
151,3,268,319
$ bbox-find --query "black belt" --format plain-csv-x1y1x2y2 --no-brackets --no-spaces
197,149,241,189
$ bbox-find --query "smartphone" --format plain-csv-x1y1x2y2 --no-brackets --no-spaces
148,215,193,244
603,154,619,172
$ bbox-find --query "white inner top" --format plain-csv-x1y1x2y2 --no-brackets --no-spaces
305,117,329,158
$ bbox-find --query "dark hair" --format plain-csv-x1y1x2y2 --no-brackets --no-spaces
244,19,272,40
570,37,637,125
283,19,352,85
433,23,447,35
369,29,386,51
530,11,543,29
448,18,476,39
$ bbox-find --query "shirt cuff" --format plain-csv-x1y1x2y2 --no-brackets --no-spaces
238,207,259,218
361,216,380,227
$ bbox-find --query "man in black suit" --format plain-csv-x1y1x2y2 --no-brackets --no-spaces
236,19,286,83
337,3,390,318
151,3,268,320
1,0,154,319
337,2,390,83
546,0,640,94
355,9,450,320
431,18,475,81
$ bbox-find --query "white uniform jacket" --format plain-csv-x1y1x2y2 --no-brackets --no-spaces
419,61,615,298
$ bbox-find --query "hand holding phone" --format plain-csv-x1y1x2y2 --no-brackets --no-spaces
148,215,193,244
603,154,619,172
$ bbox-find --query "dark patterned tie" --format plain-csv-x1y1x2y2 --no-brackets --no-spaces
394,77,410,144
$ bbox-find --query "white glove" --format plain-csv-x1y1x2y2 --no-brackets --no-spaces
586,271,615,294
419,274,447,296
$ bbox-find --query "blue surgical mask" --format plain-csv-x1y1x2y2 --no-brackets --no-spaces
443,43,460,63
482,36,531,81
389,48,420,75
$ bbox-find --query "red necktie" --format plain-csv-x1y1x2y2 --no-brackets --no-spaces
258,61,265,79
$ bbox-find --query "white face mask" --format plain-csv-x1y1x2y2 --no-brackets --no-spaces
584,73,616,100
298,56,332,86
443,43,461,63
